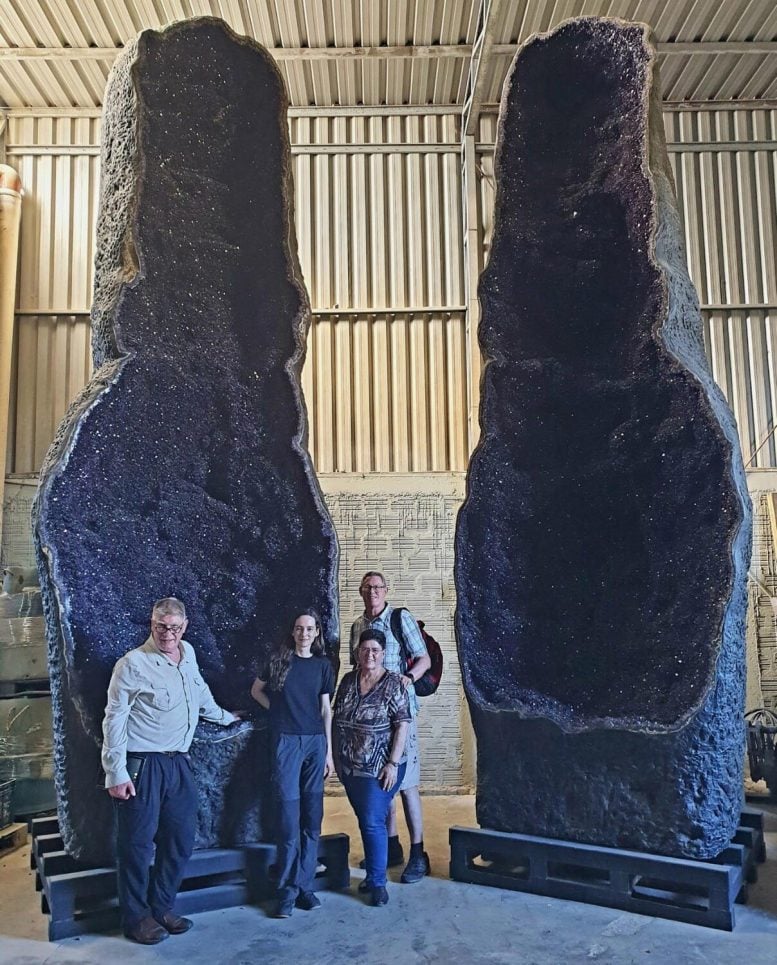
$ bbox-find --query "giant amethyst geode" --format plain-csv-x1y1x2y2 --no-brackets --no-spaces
455,17,751,857
34,18,339,863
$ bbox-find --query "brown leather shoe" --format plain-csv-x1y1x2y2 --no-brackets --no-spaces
155,911,194,935
125,916,169,945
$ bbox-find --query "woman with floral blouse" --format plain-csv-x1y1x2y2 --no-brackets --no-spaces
333,627,410,906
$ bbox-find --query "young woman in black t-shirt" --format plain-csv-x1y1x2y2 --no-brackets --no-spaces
250,610,334,918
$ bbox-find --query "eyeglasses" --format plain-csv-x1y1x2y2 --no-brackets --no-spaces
153,623,184,635
361,585,386,593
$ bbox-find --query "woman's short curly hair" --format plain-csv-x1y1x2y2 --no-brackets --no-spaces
358,628,386,650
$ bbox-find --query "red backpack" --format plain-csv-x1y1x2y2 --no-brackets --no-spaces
390,608,443,697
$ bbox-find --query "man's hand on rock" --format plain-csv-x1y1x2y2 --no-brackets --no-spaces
108,780,136,800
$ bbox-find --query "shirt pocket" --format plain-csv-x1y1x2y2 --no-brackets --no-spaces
149,687,173,711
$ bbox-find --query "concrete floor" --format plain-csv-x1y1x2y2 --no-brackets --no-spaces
1,795,776,965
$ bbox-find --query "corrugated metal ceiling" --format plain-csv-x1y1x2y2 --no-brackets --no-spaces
1,0,776,109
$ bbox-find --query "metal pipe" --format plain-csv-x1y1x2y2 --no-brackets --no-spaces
0,164,23,550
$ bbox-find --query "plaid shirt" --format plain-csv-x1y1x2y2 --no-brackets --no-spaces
349,604,427,717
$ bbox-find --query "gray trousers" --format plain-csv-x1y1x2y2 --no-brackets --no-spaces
273,733,326,900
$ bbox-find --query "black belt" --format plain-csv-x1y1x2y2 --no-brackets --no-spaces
127,750,185,757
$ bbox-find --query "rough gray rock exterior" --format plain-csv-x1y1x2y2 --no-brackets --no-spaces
33,18,338,864
455,17,751,857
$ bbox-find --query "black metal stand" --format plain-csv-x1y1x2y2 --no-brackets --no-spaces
30,816,350,940
450,808,766,931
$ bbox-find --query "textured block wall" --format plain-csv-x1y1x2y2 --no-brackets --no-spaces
746,486,777,714
321,473,472,792
1,479,37,568
2,473,473,792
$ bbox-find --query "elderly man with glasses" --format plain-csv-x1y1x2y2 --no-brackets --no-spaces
102,597,241,945
349,571,431,884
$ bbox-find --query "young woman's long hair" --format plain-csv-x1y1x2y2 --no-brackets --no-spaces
268,609,325,691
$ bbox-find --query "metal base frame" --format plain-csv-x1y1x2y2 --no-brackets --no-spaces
450,808,765,931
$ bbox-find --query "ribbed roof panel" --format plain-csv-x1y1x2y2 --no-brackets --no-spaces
0,0,775,108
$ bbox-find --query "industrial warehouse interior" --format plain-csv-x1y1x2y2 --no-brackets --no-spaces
1,1,777,963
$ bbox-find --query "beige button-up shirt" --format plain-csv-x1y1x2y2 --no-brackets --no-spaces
101,636,237,788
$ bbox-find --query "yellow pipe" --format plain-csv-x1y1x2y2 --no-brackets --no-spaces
0,164,23,549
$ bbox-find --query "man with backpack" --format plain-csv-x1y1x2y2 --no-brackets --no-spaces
349,571,432,883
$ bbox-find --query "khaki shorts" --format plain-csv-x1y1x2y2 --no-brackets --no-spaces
400,717,420,791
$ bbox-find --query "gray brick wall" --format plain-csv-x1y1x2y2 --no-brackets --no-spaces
747,491,777,715
1,479,37,569
320,474,473,791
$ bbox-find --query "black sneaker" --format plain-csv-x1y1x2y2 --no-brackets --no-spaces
273,898,295,918
295,891,321,911
370,886,389,906
400,851,431,884
358,840,404,870
357,879,373,894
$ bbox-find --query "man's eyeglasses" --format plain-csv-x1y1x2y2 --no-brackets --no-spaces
361,585,386,593
153,623,184,635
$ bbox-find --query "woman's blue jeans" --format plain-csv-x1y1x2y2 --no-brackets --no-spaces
342,764,406,888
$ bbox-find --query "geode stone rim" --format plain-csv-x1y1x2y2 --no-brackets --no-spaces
36,17,339,691
33,17,339,861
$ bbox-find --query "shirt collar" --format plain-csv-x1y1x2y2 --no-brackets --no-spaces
364,604,391,626
143,635,187,665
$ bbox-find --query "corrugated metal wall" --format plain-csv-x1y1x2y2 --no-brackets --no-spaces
289,114,468,472
5,105,777,474
5,115,98,474
5,110,469,474
10,117,101,311
666,110,777,470
476,108,777,470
